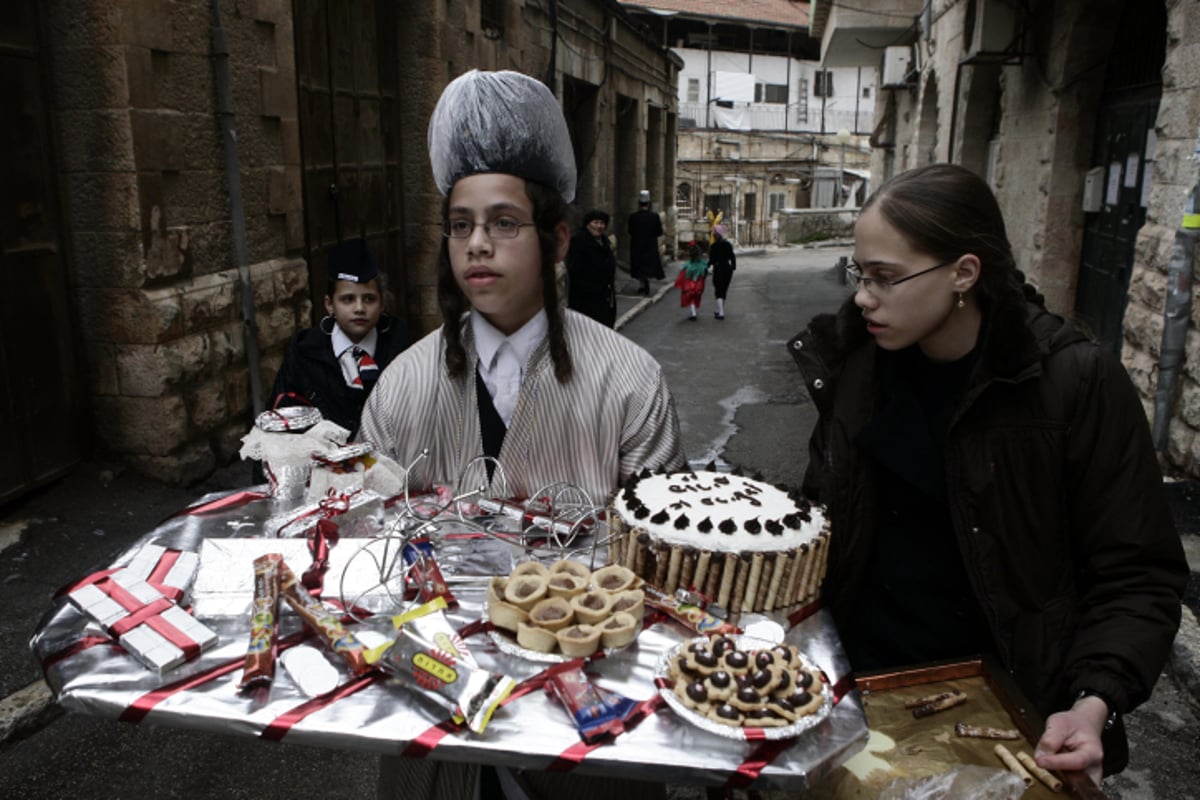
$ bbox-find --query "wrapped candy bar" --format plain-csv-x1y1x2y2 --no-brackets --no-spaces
238,553,283,691
401,539,458,609
279,559,372,676
67,571,218,673
371,602,514,734
545,664,639,743
642,584,740,637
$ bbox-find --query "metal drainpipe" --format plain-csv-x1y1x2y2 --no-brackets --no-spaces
209,0,265,415
1152,180,1199,453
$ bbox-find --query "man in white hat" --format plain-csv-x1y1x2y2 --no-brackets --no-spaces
627,189,664,295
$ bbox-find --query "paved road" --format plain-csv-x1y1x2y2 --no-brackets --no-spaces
1,244,1197,798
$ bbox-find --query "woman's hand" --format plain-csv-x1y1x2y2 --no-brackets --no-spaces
1034,694,1108,786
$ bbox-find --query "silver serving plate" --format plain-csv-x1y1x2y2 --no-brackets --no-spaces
654,635,833,741
486,627,633,664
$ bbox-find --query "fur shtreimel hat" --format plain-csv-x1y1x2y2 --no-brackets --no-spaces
428,69,576,203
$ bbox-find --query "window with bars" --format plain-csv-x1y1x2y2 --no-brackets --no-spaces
813,71,834,98
768,192,787,214
686,78,700,103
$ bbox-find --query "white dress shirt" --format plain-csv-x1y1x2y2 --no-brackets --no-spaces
472,310,547,427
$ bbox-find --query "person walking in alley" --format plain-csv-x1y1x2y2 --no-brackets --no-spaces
566,208,617,327
708,223,735,319
627,190,664,295
790,163,1187,787
674,241,707,321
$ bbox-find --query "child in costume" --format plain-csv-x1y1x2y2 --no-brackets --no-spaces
673,241,708,320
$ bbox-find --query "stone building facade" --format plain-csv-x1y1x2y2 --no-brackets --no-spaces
8,0,677,493
811,0,1200,479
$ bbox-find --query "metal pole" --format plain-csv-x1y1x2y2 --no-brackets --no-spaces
210,0,264,414
1152,181,1199,451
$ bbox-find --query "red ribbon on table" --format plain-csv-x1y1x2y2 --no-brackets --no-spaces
175,490,269,518
41,635,122,671
725,736,800,789
259,669,384,741
54,568,121,599
117,628,315,723
786,598,823,628
145,549,184,601
300,517,340,595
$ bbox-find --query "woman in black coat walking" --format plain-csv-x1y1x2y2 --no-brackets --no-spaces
708,223,735,319
566,209,617,327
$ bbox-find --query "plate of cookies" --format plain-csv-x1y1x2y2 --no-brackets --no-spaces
656,635,832,740
485,560,645,663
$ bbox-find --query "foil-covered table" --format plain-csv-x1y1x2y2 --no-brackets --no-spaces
31,488,868,791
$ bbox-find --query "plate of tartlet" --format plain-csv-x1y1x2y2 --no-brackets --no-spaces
485,560,645,662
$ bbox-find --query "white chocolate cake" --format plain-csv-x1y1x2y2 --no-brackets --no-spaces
607,469,830,621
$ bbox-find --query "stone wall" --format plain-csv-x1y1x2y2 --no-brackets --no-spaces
45,0,307,482
39,0,677,483
1124,0,1200,475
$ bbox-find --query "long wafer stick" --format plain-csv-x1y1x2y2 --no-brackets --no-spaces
1015,750,1064,793
954,721,1021,740
994,744,1034,787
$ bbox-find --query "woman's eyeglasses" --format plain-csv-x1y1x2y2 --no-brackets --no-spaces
443,216,535,240
844,259,958,294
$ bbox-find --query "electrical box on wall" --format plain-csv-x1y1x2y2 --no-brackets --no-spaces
1082,166,1105,213
882,47,912,87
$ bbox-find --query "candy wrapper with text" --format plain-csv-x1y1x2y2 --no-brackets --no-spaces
238,553,283,691
372,602,513,734
643,584,740,637
545,664,639,743
278,559,372,676
401,539,458,608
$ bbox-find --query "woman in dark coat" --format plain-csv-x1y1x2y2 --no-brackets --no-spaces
792,163,1186,786
707,223,735,319
566,209,617,327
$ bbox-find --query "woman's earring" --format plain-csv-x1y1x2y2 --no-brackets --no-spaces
956,293,965,309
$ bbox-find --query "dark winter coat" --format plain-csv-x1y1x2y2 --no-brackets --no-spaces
789,292,1187,775
271,314,410,439
627,208,664,280
708,238,736,298
566,229,617,327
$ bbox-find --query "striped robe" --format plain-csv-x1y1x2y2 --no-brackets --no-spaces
358,310,686,504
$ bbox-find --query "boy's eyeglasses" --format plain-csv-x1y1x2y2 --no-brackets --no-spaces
443,217,536,240
844,259,958,294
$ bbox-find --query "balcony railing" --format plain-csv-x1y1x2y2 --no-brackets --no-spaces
678,102,871,135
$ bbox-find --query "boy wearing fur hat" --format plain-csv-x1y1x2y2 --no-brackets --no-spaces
359,70,684,505
365,68,680,800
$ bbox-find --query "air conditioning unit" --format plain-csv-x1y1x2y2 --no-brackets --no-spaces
965,0,1020,60
881,47,912,88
